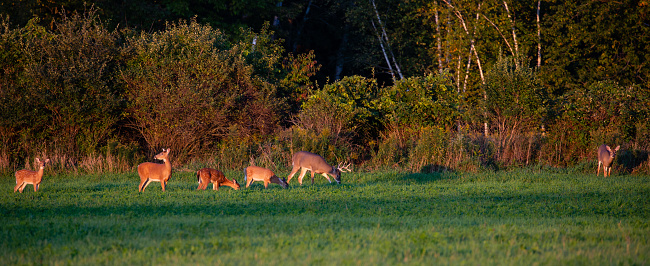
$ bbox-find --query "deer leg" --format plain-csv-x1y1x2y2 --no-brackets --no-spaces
35,183,39,192
14,182,23,193
214,182,219,191
20,183,27,193
297,168,309,185
597,161,601,176
161,180,166,192
311,172,316,185
246,177,253,188
264,180,269,189
322,173,332,183
287,166,300,183
141,179,152,192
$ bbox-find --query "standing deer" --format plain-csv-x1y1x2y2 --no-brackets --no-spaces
597,144,620,177
244,166,288,189
287,151,351,185
14,158,50,193
196,168,240,191
138,148,172,192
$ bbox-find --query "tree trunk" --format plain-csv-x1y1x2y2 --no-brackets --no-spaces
481,13,514,57
371,19,396,82
293,0,312,53
536,0,542,68
503,1,519,68
371,0,403,80
335,24,349,81
434,2,443,73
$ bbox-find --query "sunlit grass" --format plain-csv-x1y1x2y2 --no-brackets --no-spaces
1,170,648,264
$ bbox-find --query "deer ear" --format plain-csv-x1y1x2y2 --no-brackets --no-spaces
44,159,50,163
615,145,620,151
36,158,40,163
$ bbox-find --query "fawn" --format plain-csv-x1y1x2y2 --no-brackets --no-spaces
15,158,50,193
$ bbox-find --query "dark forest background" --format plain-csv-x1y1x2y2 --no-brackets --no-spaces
0,0,649,174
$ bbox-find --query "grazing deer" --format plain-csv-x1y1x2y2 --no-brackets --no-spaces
597,144,620,177
244,166,288,189
197,168,240,191
287,151,351,185
138,148,172,192
14,158,50,193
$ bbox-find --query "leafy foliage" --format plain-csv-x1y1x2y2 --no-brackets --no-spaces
121,18,280,162
0,9,122,161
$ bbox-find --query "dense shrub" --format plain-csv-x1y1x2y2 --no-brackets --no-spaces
380,72,460,129
121,19,281,162
1,9,649,175
0,9,122,169
542,81,650,168
483,56,548,166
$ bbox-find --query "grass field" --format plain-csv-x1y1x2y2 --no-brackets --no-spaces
1,169,648,265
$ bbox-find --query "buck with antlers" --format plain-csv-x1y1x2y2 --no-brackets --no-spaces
287,151,351,185
14,158,50,193
244,166,288,189
137,148,172,192
196,168,240,191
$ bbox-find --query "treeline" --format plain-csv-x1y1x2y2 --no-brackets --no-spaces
0,6,649,175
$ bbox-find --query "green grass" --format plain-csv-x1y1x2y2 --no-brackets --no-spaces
1,170,648,265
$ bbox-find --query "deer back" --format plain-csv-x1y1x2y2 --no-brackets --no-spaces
292,151,335,174
245,166,287,188
245,166,275,181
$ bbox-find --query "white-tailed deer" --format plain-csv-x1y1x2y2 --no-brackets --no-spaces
597,144,620,177
138,148,172,192
244,166,288,189
287,151,351,185
197,168,240,191
14,158,50,193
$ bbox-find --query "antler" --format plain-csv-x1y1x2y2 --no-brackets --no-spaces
337,162,353,172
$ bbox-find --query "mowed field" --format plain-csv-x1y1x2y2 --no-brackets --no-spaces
1,169,648,265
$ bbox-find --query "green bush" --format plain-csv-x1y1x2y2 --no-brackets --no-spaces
483,55,548,166
542,81,650,169
380,72,460,129
121,18,281,162
0,9,122,165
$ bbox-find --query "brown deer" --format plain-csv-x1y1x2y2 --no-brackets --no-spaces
287,151,351,185
196,168,240,191
597,144,620,177
14,158,50,193
137,148,172,192
244,166,288,189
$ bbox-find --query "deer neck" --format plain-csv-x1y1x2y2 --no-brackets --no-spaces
36,167,45,181
162,159,171,172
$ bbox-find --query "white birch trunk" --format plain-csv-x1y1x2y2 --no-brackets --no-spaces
481,14,515,57
371,20,396,82
503,1,519,68
371,0,403,80
444,0,488,136
434,3,443,73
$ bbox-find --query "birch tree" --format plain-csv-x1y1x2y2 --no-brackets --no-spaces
370,0,403,81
